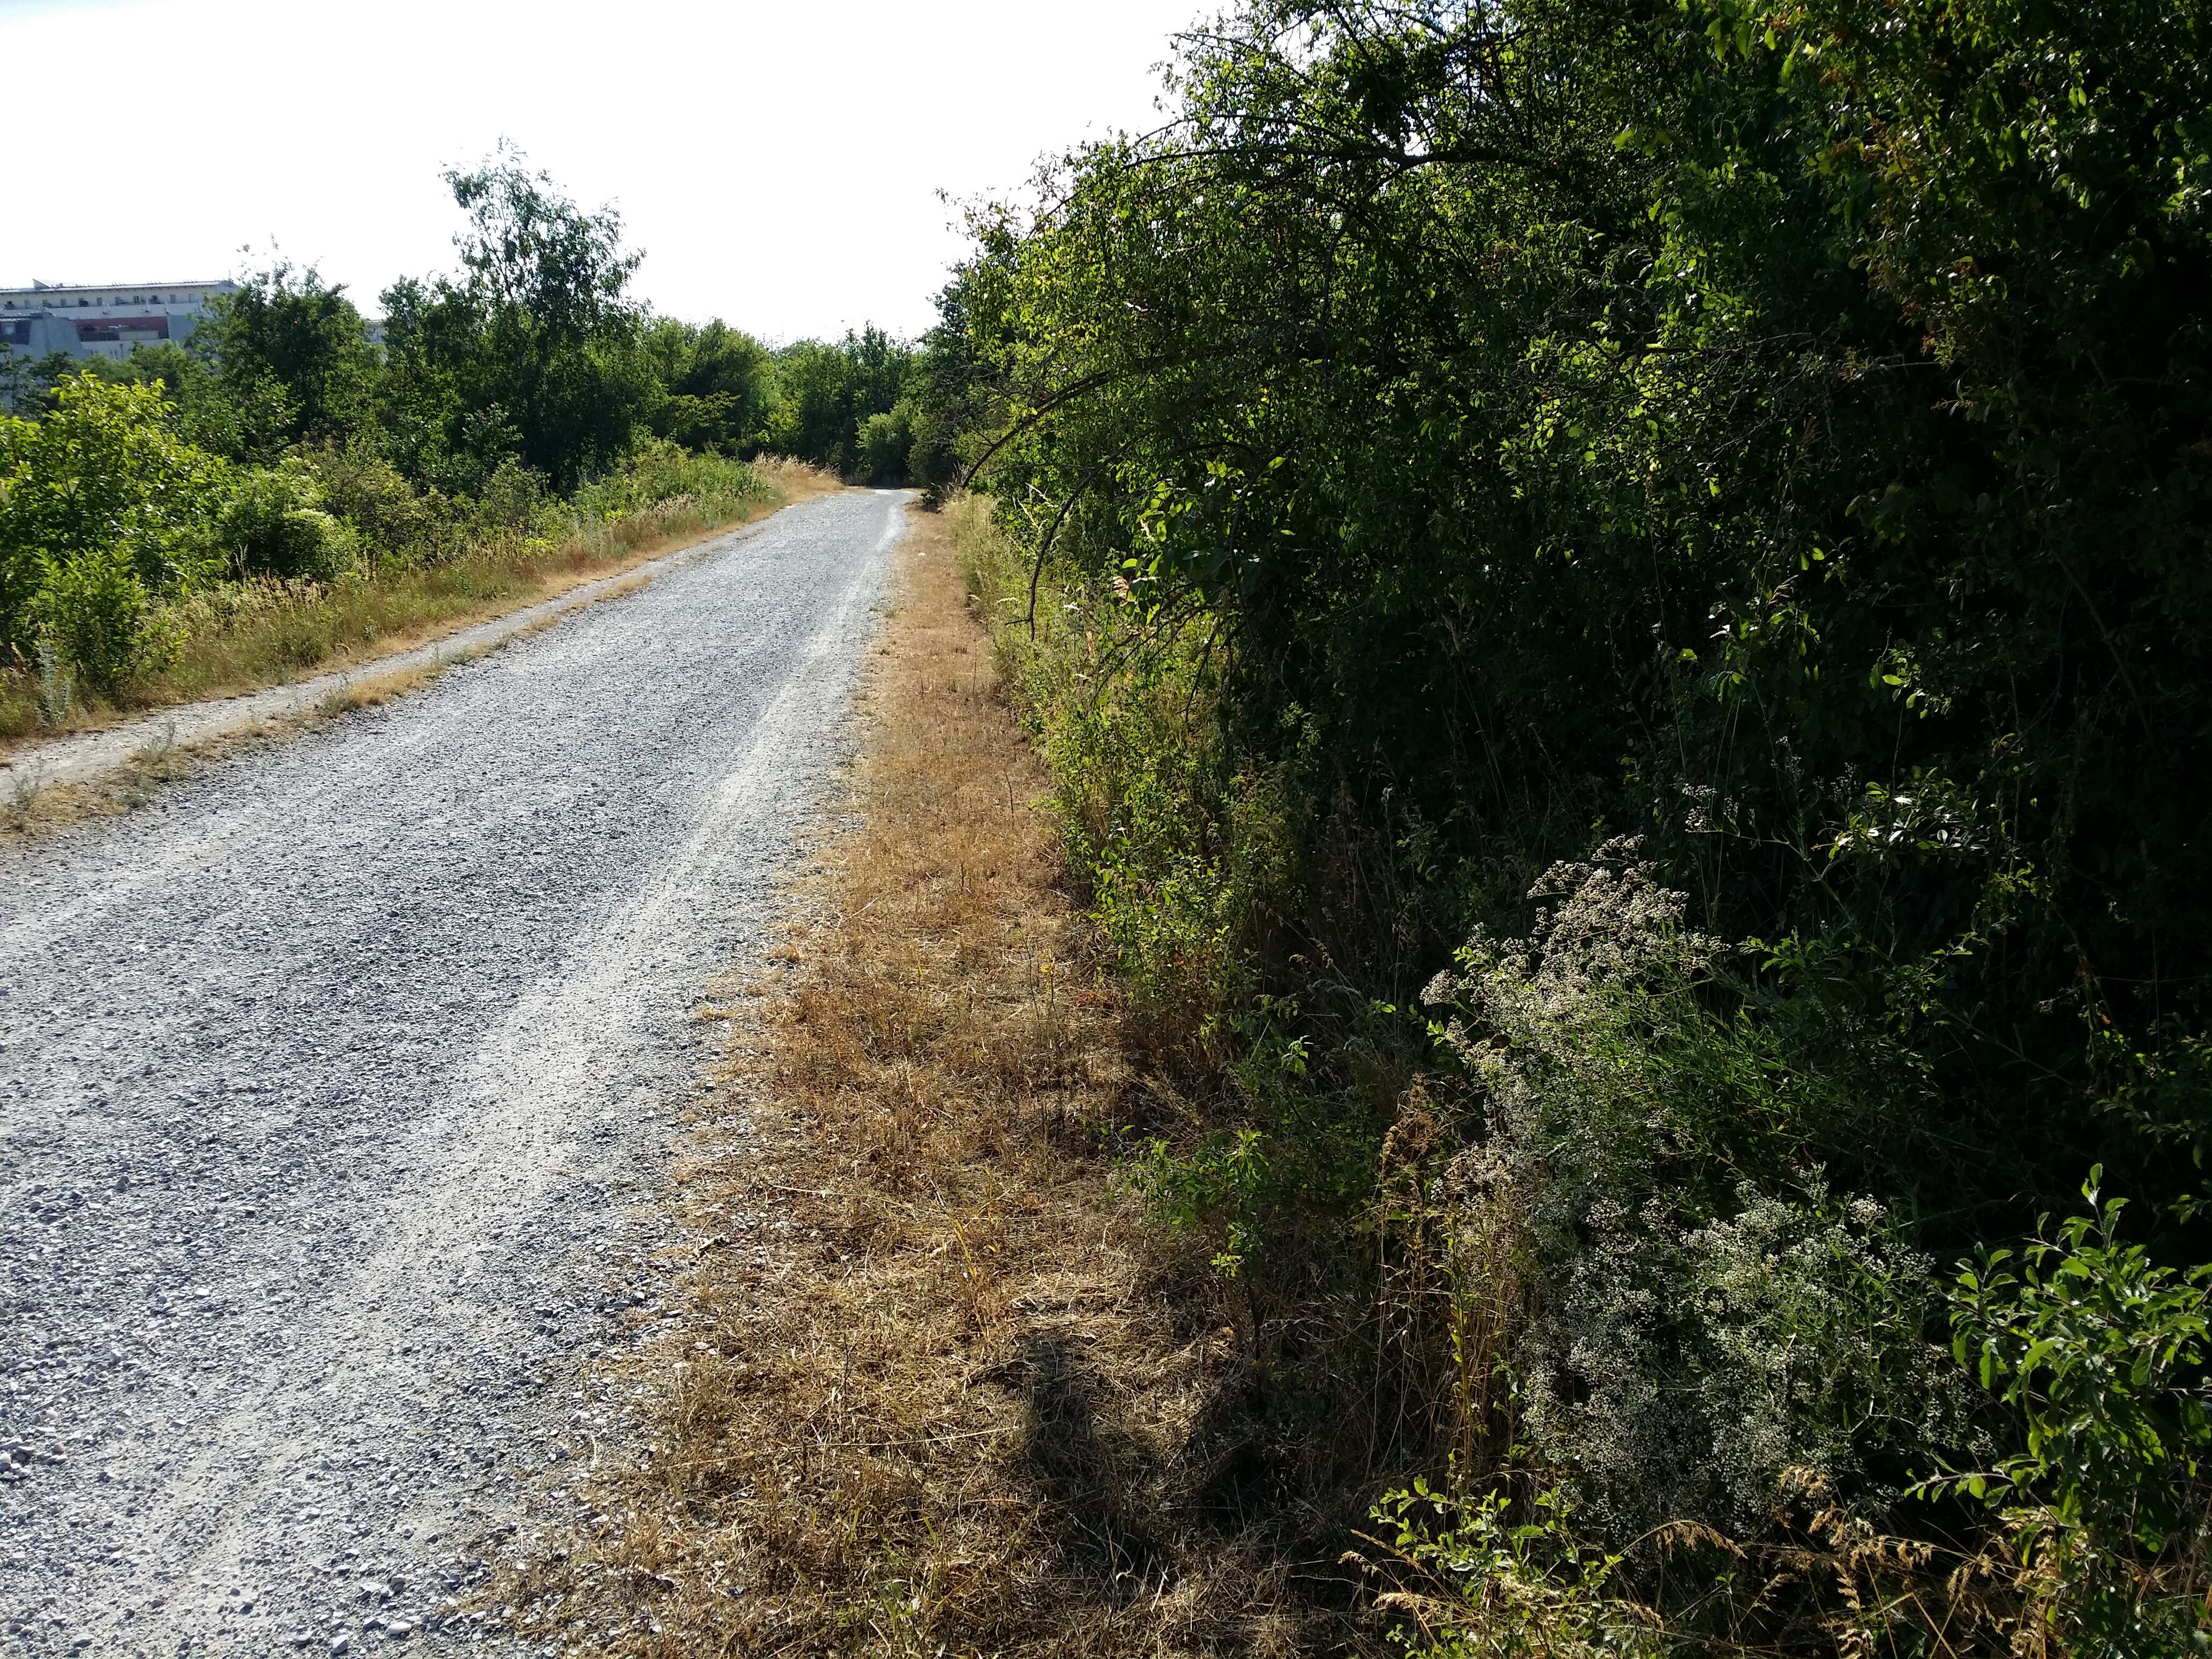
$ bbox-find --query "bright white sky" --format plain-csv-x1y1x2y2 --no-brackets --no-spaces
0,0,1202,342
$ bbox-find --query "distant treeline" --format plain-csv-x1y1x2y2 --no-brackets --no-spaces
3,159,932,490
920,0,2212,1652
1,152,930,708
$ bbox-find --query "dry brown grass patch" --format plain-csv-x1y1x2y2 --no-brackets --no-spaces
511,506,1363,1656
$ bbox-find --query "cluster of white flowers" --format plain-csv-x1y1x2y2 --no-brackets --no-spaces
1421,839,1963,1538
1424,836,1719,1064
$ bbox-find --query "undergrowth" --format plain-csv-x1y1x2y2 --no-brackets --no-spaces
949,494,2212,1656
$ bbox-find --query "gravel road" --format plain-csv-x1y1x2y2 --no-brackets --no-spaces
0,489,903,1656
1,520,767,797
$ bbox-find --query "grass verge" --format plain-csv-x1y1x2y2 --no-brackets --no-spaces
507,505,1368,1655
0,457,837,755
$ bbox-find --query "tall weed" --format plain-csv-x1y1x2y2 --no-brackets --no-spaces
951,494,1299,1057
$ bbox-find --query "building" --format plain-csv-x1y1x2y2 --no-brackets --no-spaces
0,278,241,363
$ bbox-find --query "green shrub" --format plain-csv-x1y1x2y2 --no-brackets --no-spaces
0,372,227,653
569,437,766,521
905,405,961,503
959,495,1302,1045
302,442,464,566
31,542,177,698
1421,845,1968,1537
219,460,357,581
856,406,913,485
1368,1481,1651,1659
1933,1177,2212,1651
469,458,550,537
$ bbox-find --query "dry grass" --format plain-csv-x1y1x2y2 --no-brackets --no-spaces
0,647,482,840
0,461,841,754
0,739,176,836
510,505,1370,1656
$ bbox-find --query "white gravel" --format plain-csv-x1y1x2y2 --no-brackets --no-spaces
0,489,905,1656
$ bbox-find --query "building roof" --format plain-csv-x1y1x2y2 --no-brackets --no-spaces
1,279,236,295
0,280,240,308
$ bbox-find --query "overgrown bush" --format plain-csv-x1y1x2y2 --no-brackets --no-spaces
932,0,2212,1645
1934,1179,2212,1652
0,373,226,642
855,406,912,485
958,495,1301,1050
0,373,225,696
219,460,357,581
470,458,549,537
568,437,767,522
1368,1481,1650,1659
29,542,178,698
903,403,962,502
301,442,466,566
1416,846,1969,1534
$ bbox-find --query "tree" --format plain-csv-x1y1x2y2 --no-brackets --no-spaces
905,275,1000,499
1,348,110,414
375,271,518,497
770,326,915,476
381,147,652,492
190,260,381,461
640,317,776,454
938,0,2212,1625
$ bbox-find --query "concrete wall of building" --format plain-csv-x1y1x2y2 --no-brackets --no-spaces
0,280,237,368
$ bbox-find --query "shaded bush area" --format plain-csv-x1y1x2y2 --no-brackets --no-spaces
934,0,2212,1650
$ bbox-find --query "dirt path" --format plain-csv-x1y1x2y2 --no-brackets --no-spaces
0,489,905,1657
